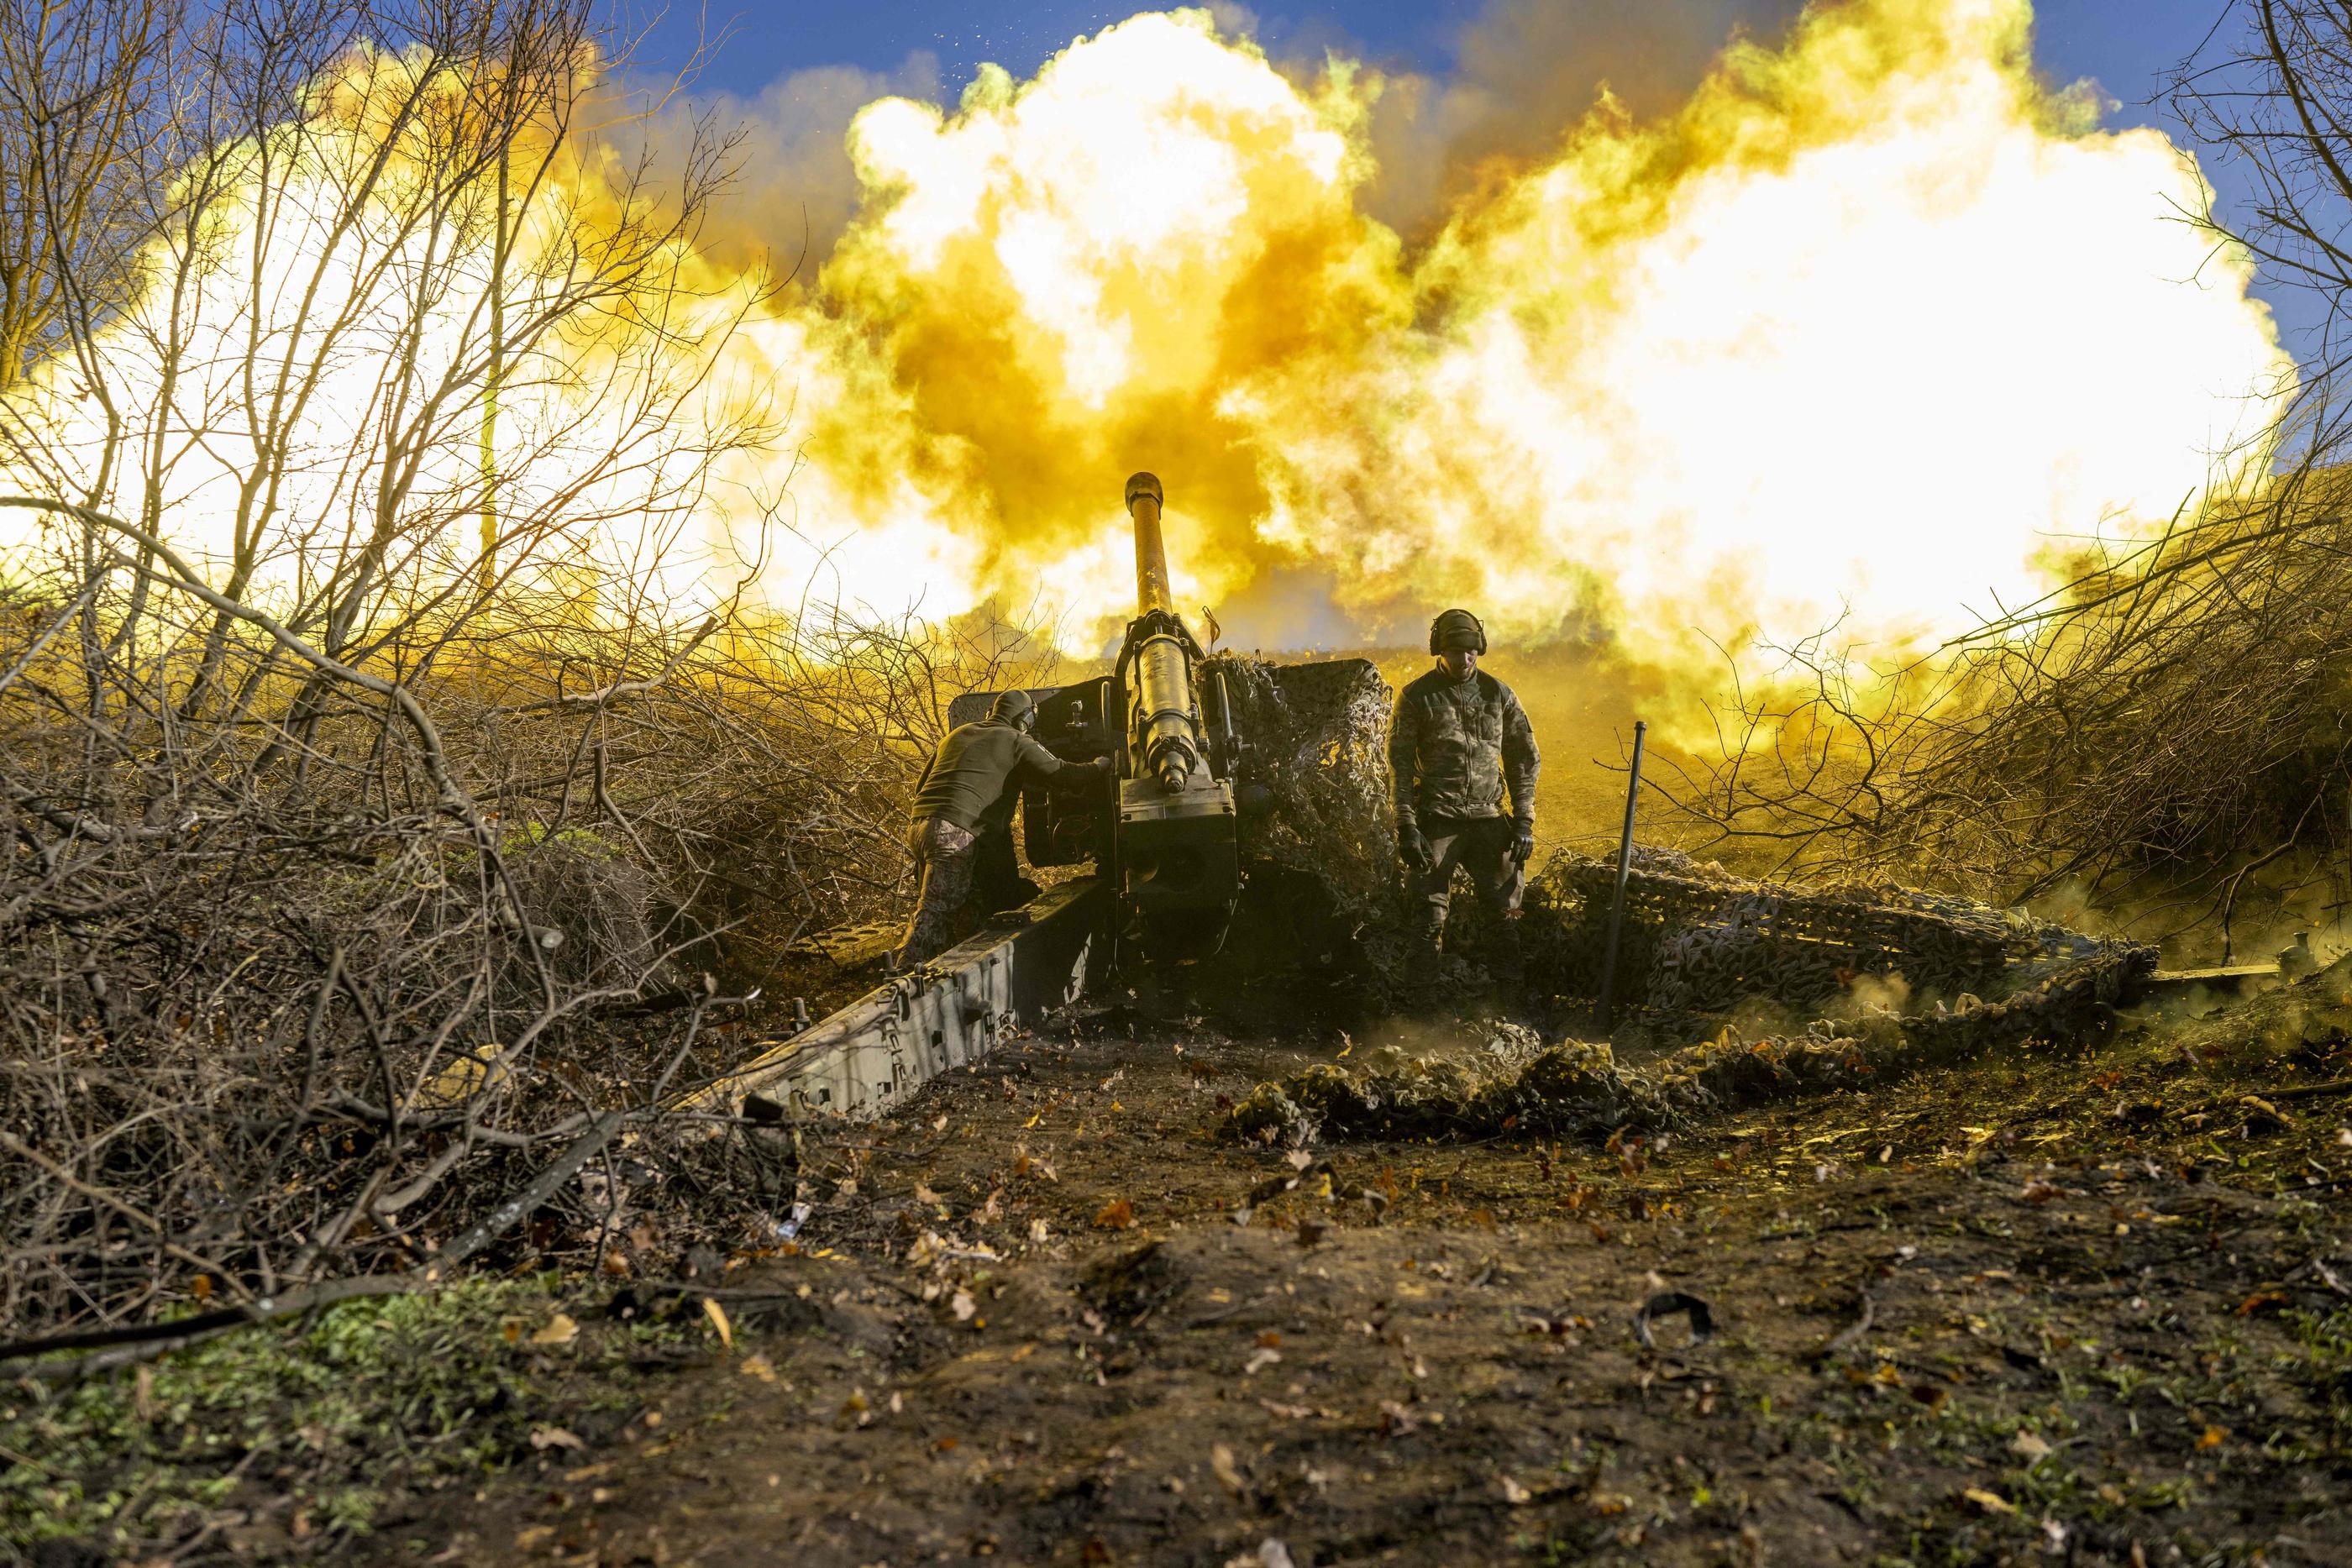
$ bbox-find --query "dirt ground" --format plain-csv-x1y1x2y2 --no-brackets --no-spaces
345,973,2352,1568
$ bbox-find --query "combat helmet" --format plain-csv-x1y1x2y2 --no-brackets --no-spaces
1428,607,1488,655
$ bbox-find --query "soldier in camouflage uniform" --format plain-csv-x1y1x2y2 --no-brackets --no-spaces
891,690,1111,973
1388,608,1541,969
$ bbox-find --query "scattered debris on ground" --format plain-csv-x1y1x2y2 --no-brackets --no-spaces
20,857,2352,1565
20,954,2311,1565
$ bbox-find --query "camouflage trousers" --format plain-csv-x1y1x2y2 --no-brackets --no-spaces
890,816,977,973
1409,815,1525,959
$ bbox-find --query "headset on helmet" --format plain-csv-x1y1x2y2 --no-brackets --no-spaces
1428,608,1488,656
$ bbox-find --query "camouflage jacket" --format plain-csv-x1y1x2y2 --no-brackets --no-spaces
911,721,1096,832
1388,667,1540,830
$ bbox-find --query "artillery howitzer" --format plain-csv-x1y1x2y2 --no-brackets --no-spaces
680,475,2169,1131
947,472,1250,959
688,473,1392,1122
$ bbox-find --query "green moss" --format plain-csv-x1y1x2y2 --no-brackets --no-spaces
1,1277,686,1559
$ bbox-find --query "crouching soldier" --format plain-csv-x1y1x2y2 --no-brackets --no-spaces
1389,608,1541,975
891,690,1111,973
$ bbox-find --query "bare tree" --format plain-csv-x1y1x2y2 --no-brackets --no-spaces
1659,455,2352,945
0,0,1057,1363
2171,0,2352,438
0,0,181,388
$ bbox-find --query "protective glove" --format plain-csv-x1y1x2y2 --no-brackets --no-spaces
1399,824,1433,877
1511,821,1536,866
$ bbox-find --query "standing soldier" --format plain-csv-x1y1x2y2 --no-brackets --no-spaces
1389,608,1541,973
891,690,1111,973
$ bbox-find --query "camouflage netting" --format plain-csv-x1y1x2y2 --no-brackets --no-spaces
1520,844,2106,1015
1199,654,1416,1011
1209,654,1394,908
1226,846,2157,1145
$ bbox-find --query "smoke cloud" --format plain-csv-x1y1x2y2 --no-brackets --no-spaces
1358,0,1810,238
686,0,2289,671
10,0,2291,682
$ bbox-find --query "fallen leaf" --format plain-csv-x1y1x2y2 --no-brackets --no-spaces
1286,1149,1312,1171
529,1313,579,1347
1962,1487,2014,1514
952,1289,978,1321
1210,1442,1246,1494
1093,1198,1136,1230
913,1183,942,1205
2197,1424,2227,1450
702,1297,732,1350
740,1354,777,1383
529,1426,585,1451
1499,1475,1533,1504
2010,1430,2052,1461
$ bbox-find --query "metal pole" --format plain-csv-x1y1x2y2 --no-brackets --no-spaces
1596,720,1647,1032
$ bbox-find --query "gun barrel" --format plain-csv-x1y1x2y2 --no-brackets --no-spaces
1122,472,1200,794
1126,471,1173,614
1107,470,1242,956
